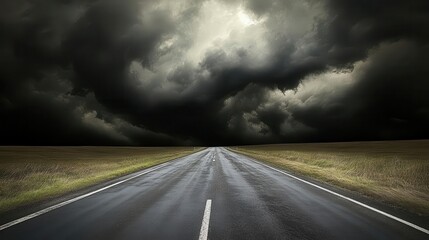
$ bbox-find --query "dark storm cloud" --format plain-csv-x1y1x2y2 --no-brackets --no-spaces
0,0,183,145
0,0,429,145
284,40,429,142
267,0,429,142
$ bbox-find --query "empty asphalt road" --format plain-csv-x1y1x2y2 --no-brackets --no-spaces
1,147,428,240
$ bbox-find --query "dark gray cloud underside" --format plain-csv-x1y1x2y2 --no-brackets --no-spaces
1,0,429,145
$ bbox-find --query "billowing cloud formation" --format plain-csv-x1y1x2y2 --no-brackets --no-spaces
1,0,428,145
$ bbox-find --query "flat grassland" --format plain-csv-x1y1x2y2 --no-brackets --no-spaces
0,146,199,214
231,140,429,215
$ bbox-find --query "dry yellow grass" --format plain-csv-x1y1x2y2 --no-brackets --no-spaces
0,146,200,213
231,140,429,215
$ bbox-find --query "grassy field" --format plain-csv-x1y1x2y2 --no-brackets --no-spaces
231,140,429,215
0,146,200,214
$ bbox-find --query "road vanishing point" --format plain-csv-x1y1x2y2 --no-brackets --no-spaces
0,147,428,240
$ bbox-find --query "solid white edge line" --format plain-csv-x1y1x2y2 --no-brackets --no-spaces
228,149,429,235
199,199,212,240
0,158,182,231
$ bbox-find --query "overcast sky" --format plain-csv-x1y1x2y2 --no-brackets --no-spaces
1,0,429,146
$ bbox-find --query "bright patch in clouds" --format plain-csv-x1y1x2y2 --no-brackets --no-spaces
131,0,271,93
238,9,259,26
183,1,267,65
